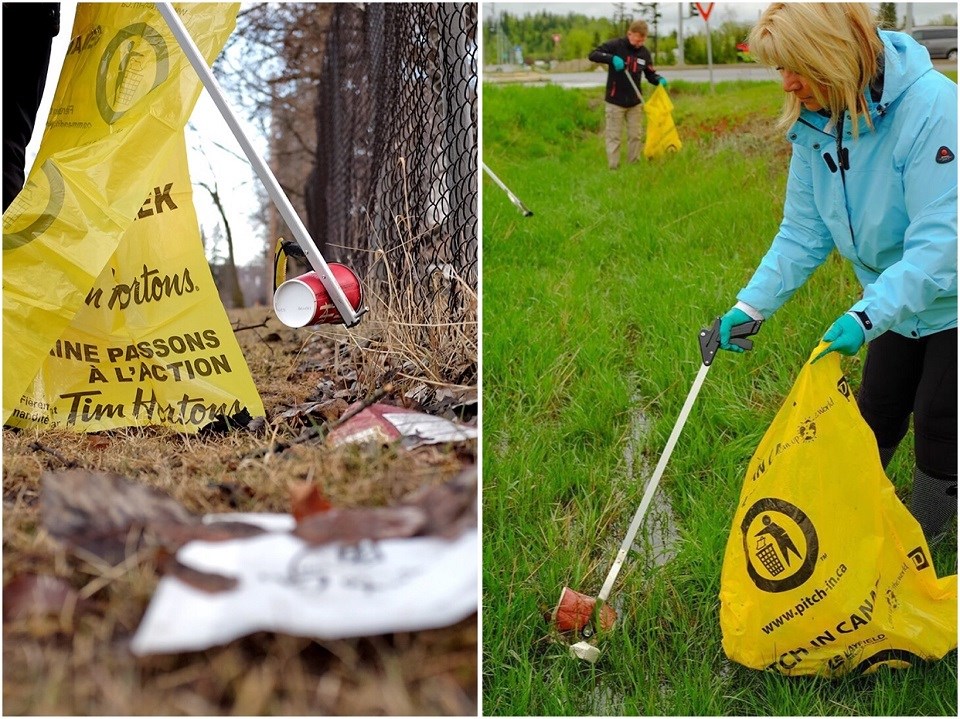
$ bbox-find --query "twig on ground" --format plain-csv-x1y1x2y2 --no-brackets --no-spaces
232,317,271,332
28,441,80,469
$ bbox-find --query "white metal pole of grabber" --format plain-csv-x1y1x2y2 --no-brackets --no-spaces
564,316,761,664
623,70,645,105
482,163,533,217
156,3,363,327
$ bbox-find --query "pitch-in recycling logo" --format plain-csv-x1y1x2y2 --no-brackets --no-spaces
741,497,819,593
97,22,170,124
3,18,171,252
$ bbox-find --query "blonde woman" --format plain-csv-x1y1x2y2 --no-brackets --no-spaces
718,3,957,542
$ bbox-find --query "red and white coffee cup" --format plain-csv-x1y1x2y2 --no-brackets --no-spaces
273,263,363,327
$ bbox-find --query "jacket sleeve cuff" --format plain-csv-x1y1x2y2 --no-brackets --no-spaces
734,301,764,321
846,304,877,341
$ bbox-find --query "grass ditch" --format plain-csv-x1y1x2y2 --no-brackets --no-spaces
482,78,957,716
3,254,478,714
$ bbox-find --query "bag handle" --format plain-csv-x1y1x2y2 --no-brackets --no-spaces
273,237,307,293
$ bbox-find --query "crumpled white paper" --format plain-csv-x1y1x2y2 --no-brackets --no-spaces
326,403,478,449
130,513,478,655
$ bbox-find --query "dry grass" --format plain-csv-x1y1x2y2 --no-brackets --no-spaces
2,272,478,715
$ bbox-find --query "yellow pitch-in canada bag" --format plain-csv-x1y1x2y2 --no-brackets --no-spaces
643,84,681,159
719,344,957,677
2,3,263,432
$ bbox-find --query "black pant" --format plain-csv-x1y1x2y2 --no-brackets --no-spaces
856,328,957,479
2,3,59,211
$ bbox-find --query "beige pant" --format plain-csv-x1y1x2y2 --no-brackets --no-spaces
604,103,643,169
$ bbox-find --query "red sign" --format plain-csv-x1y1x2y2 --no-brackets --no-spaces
695,2,715,22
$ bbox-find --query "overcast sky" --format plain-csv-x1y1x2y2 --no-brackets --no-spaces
483,2,958,34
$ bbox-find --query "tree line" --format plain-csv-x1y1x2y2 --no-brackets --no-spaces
484,3,957,67
484,7,754,66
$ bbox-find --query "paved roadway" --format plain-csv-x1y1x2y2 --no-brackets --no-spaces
548,64,779,87
487,60,957,88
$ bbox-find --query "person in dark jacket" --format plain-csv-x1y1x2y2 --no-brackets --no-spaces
588,20,666,169
3,2,60,211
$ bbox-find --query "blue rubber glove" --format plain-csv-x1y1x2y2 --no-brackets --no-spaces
658,77,668,87
612,56,625,71
812,314,865,363
719,307,752,353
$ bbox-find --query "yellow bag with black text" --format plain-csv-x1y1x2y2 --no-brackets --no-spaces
719,344,957,677
2,3,264,432
643,84,681,159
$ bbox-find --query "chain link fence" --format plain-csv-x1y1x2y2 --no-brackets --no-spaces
304,2,478,382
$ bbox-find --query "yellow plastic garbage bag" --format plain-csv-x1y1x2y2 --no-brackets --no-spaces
3,3,264,433
719,344,957,677
643,85,681,159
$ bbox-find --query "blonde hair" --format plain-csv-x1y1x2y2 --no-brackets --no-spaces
749,3,883,137
628,20,648,36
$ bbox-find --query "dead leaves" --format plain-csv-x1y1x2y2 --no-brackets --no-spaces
290,466,477,544
289,481,333,522
39,469,265,565
403,466,477,540
292,506,428,545
40,469,196,565
37,465,477,567
2,573,81,623
275,398,348,425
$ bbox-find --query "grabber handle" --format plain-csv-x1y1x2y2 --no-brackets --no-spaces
699,317,762,366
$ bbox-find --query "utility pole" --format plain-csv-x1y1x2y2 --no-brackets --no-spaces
637,3,662,58
613,3,628,33
677,3,685,65
904,2,915,31
497,9,506,65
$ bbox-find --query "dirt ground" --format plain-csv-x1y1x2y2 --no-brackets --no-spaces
2,306,478,715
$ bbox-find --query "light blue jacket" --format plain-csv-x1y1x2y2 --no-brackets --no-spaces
738,31,958,342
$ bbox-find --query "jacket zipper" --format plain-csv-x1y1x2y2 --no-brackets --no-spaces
835,111,883,275
797,114,881,274
835,111,857,249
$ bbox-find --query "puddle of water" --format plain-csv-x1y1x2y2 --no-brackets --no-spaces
718,659,737,682
623,391,650,481
632,490,681,569
586,682,624,715
494,428,510,458
623,388,681,570
582,389,685,715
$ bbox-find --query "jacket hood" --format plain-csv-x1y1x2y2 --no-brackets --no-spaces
876,29,935,108
793,30,934,135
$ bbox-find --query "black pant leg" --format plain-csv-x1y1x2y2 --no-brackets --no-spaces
856,330,924,450
914,328,957,478
2,4,58,211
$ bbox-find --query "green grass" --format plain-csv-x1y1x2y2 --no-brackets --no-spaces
481,79,957,716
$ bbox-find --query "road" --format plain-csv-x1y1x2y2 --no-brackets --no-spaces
486,60,957,88
548,64,779,87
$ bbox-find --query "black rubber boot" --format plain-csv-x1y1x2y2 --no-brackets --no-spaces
909,466,958,544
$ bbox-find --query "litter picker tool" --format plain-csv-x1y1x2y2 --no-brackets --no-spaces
552,316,762,663
156,3,365,327
623,70,645,105
482,163,534,217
